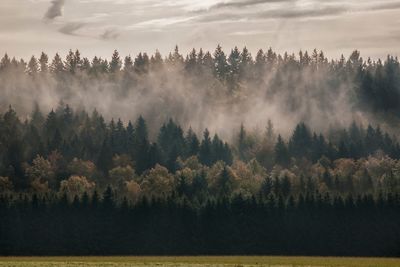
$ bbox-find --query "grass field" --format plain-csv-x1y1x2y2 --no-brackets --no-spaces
0,256,399,267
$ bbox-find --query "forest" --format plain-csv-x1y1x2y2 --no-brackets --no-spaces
0,46,400,256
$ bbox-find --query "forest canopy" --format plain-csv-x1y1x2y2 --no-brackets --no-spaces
0,46,400,138
1,46,400,256
0,105,399,199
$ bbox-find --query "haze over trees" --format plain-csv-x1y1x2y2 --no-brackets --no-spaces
0,46,400,256
1,46,400,137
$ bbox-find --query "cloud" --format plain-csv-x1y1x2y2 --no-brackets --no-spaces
209,0,292,10
100,28,120,40
131,16,197,29
198,5,346,23
369,1,400,12
257,6,347,19
228,29,271,35
44,0,66,20
58,22,85,35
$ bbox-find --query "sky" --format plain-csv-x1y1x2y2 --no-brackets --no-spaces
1,0,400,60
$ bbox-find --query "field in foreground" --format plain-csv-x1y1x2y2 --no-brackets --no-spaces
0,256,399,267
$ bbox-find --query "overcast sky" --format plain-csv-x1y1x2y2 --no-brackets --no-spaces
1,0,400,60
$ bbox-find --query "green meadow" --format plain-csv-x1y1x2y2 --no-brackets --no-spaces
0,256,399,267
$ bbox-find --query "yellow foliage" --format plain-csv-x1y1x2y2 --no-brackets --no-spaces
333,158,357,178
176,167,196,185
125,180,141,203
140,164,175,197
25,155,54,184
67,158,96,178
31,178,49,193
176,156,203,171
109,165,136,189
60,175,95,199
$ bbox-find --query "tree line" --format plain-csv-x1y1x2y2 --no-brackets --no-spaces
1,45,400,255
0,105,400,257
1,189,399,256
0,47,400,128
1,105,400,198
0,105,399,256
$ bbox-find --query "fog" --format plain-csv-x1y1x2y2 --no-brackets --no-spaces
0,47,397,140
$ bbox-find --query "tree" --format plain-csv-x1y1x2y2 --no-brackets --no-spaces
281,175,291,197
199,129,212,166
0,176,13,193
59,175,95,201
169,45,184,66
109,50,122,73
238,124,247,161
97,136,113,175
31,103,45,129
254,49,266,80
109,165,135,189
91,56,102,75
217,166,233,197
101,185,115,210
134,53,150,74
211,134,232,165
50,53,64,73
28,56,39,74
213,44,228,80
260,176,273,197
0,53,11,71
275,135,290,167
140,164,175,197
133,116,150,174
266,119,275,142
239,46,252,80
2,106,24,189
123,55,134,73
67,158,96,179
150,49,163,71
185,128,199,157
185,48,197,73
289,123,312,159
227,47,241,89
125,180,141,203
64,49,81,74
157,119,185,171
26,155,55,190
44,109,58,138
112,154,134,168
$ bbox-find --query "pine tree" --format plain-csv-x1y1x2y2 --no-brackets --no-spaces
185,128,199,157
44,110,58,139
123,55,134,73
133,116,150,174
239,46,252,80
260,176,273,197
28,56,39,74
254,49,266,80
49,53,64,73
238,124,247,161
274,135,289,167
289,123,312,159
97,136,113,175
185,48,197,73
213,44,228,81
65,50,77,74
0,53,11,71
150,50,163,71
170,45,184,65
199,129,212,166
109,50,122,73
